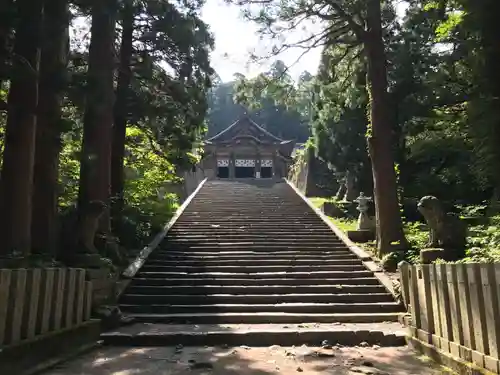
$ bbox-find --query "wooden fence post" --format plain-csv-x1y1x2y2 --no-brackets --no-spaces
467,263,489,368
409,265,421,329
419,265,435,343
51,268,66,331
446,264,464,357
456,263,475,361
429,264,442,348
436,264,453,353
75,269,86,324
398,261,411,309
38,269,55,334
9,269,27,344
480,263,500,370
23,268,42,339
0,269,12,346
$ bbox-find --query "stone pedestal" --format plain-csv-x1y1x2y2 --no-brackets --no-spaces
357,212,375,231
420,248,448,264
86,268,119,307
321,202,345,218
347,230,375,243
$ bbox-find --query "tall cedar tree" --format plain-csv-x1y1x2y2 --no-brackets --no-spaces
32,0,69,256
77,0,117,251
111,0,134,233
0,0,14,95
365,0,407,253
0,0,44,256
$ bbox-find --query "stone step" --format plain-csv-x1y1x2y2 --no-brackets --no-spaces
145,259,363,267
120,302,402,314
149,253,360,261
166,234,342,240
168,230,335,235
161,242,349,254
101,322,406,347
174,219,325,223
120,293,395,305
164,239,345,245
129,277,382,286
116,312,403,324
125,284,388,295
135,270,375,279
151,250,356,257
139,264,367,273
170,225,332,233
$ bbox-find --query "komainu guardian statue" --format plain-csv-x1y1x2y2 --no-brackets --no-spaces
417,196,467,263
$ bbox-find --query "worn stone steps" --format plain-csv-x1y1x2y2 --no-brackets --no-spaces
111,312,403,324
101,322,406,347
139,264,367,273
121,293,395,305
160,244,349,251
165,234,343,240
110,179,404,346
125,284,388,295
129,277,383,286
135,270,374,279
149,253,360,260
120,302,401,314
145,259,362,266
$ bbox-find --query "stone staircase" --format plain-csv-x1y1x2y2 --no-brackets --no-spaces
103,179,405,346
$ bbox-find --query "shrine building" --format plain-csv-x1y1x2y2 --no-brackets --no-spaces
199,116,295,179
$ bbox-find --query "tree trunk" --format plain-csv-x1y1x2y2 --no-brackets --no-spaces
0,0,43,257
32,0,69,257
111,0,134,234
0,0,14,89
365,0,407,256
77,0,117,253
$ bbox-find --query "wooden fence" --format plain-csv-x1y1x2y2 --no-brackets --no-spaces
399,262,500,373
0,268,93,347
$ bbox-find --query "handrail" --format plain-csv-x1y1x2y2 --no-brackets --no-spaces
122,178,208,279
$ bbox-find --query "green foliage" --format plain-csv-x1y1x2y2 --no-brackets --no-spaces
207,61,311,142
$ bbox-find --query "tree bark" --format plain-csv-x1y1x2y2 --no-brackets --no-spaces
111,0,134,234
77,0,117,253
0,0,14,88
0,0,43,257
365,0,407,256
32,0,69,257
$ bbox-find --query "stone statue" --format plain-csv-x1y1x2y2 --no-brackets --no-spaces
354,193,375,231
417,196,467,262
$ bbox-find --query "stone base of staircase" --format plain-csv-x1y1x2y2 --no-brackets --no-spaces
102,322,406,347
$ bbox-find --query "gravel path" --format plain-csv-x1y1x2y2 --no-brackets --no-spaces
43,345,453,375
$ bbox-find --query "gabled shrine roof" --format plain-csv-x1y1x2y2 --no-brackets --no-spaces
207,116,291,144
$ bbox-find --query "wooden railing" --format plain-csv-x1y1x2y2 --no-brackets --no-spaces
0,268,93,347
399,262,500,372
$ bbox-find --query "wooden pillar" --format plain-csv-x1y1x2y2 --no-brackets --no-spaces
256,151,261,178
272,153,278,178
229,152,235,179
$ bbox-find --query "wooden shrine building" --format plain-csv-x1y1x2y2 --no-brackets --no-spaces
199,116,296,179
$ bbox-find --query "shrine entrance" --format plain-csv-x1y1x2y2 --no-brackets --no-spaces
235,159,255,178
260,159,273,178
217,159,229,178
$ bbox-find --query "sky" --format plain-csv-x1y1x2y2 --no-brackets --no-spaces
201,0,409,83
200,0,323,83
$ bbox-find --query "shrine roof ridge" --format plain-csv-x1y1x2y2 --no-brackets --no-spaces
206,115,292,144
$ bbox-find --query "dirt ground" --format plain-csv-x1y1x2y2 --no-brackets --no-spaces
44,345,453,375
